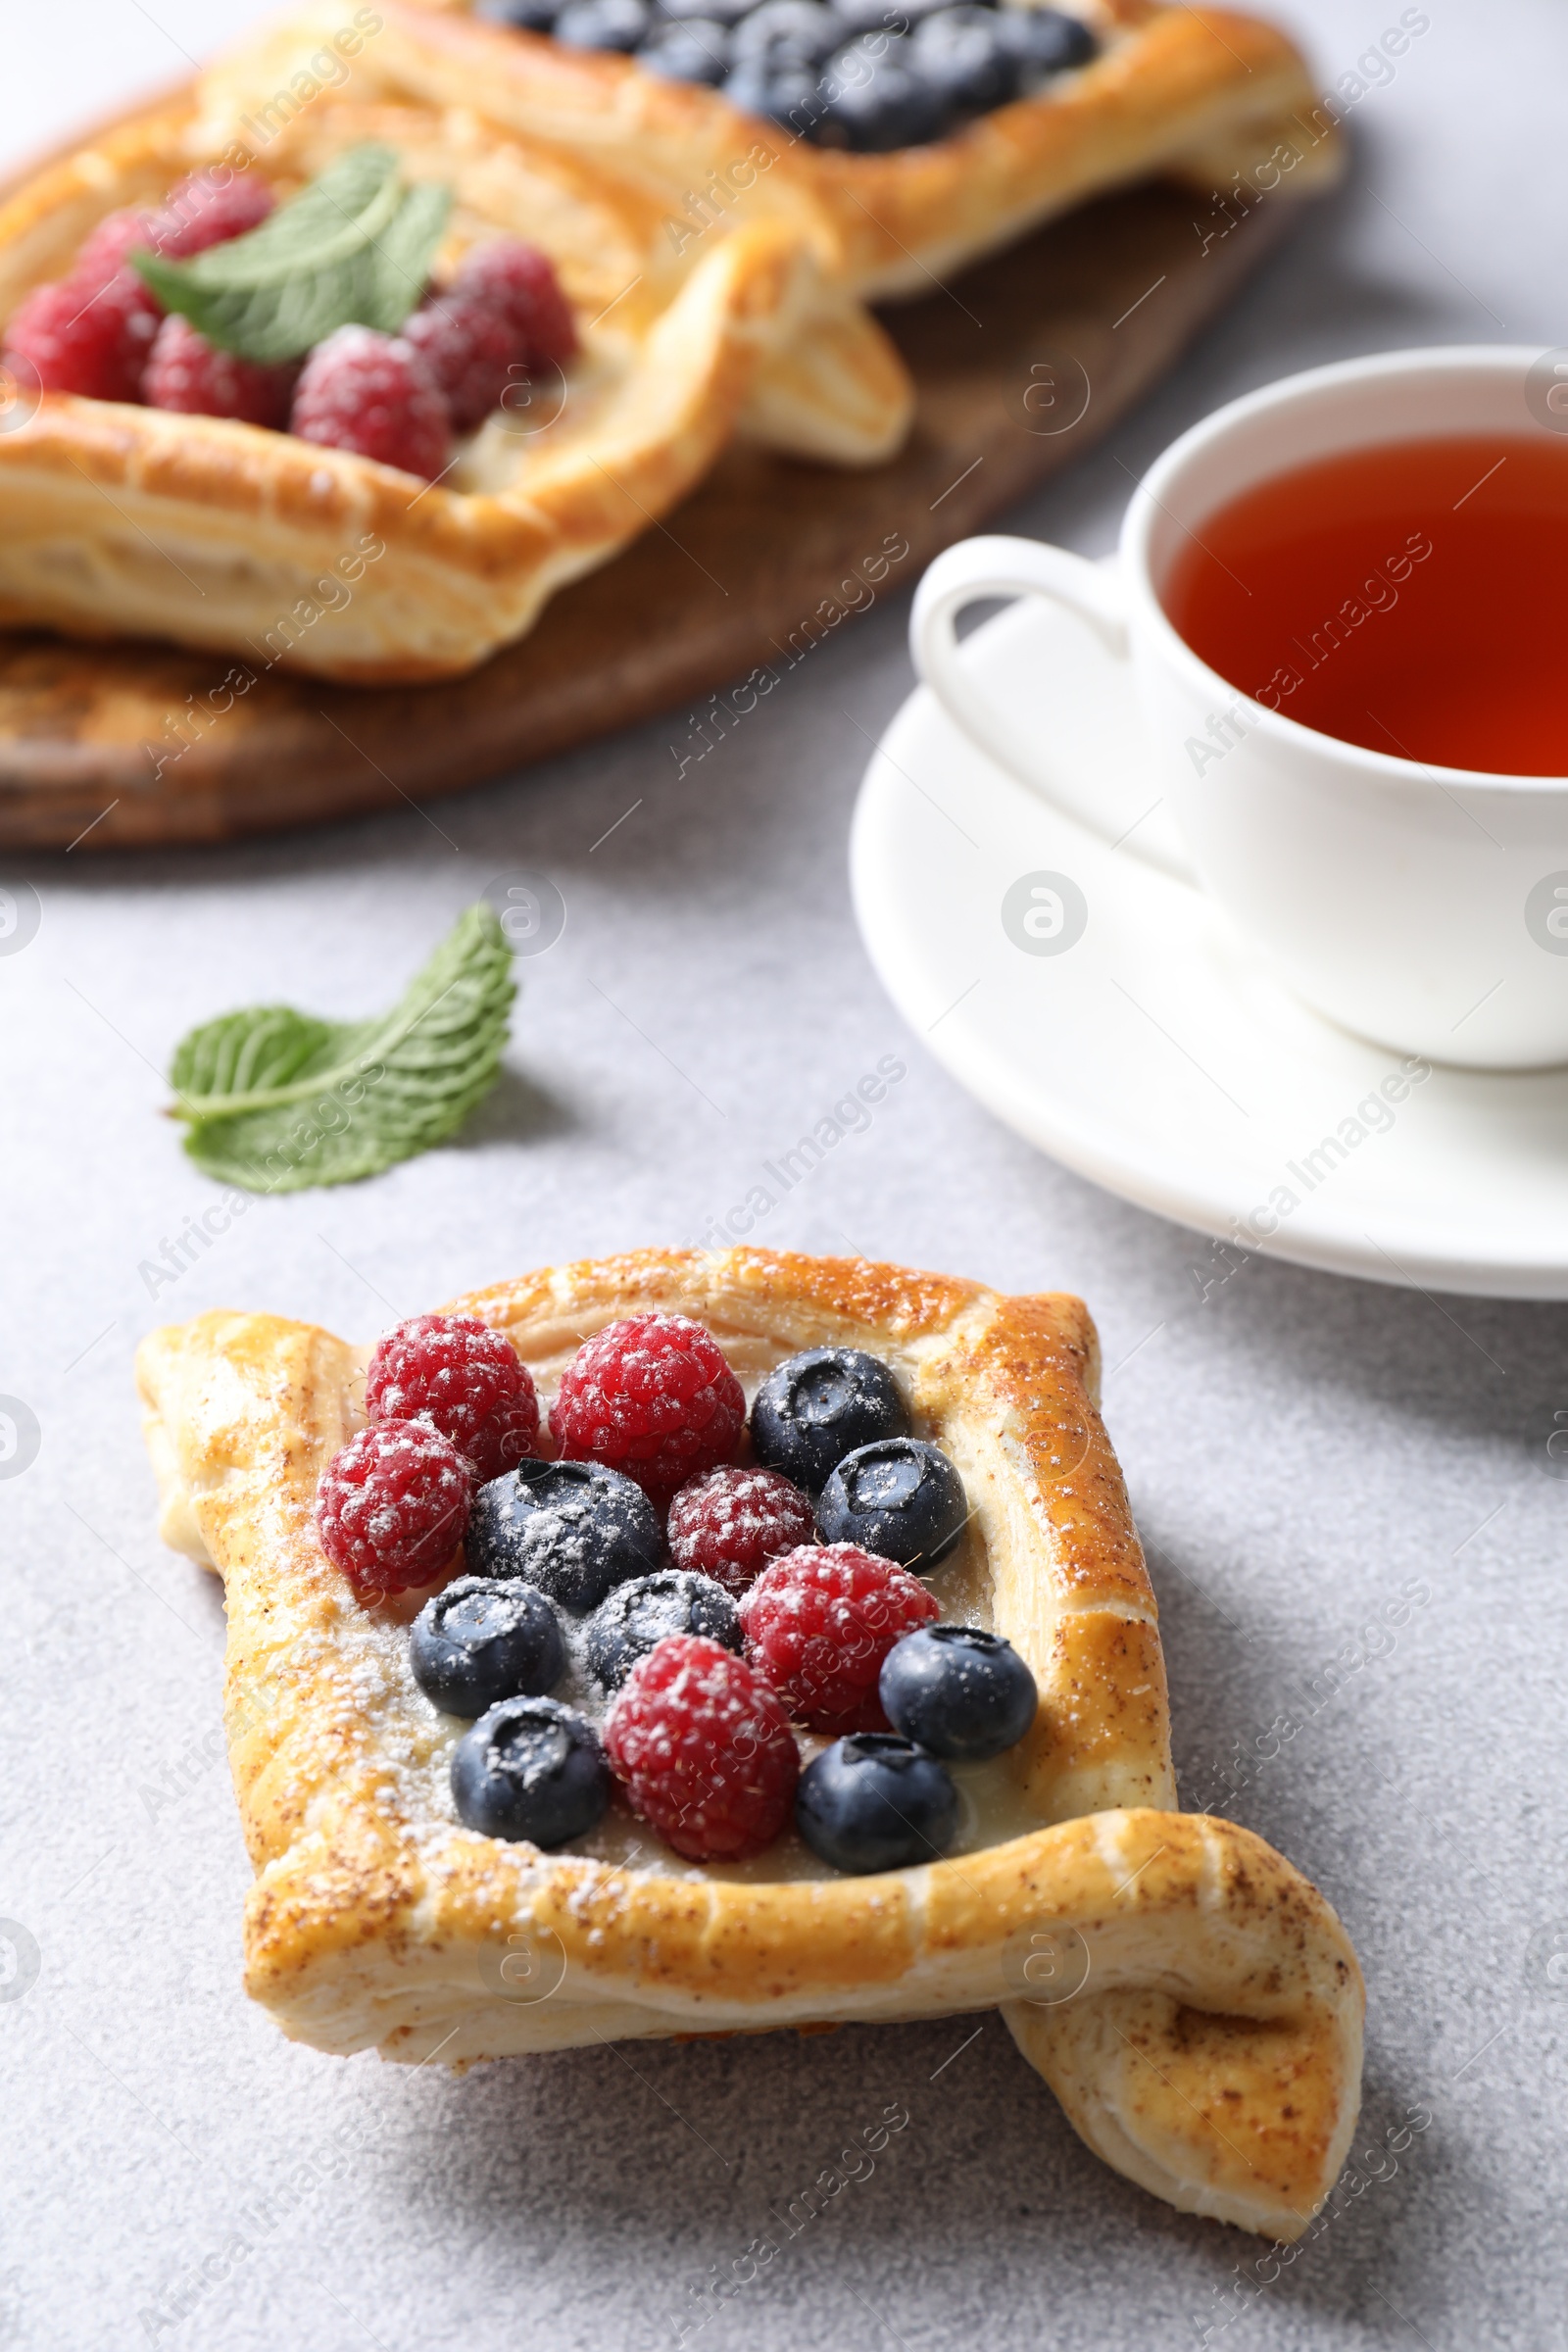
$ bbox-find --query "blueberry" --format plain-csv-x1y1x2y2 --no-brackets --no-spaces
796,1732,958,1873
815,1437,967,1571
411,1576,565,1717
816,35,953,149
554,0,650,45
825,0,906,26
585,1570,742,1689
722,57,827,128
480,0,561,24
731,0,841,62
467,1458,662,1614
451,1695,610,1845
639,17,730,76
909,6,1018,113
662,0,753,23
750,1347,909,1492
993,3,1097,79
831,0,965,24
879,1624,1036,1760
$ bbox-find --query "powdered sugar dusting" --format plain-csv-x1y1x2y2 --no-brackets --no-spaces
318,1326,1039,1888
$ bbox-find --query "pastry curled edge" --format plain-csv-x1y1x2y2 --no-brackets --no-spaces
136,1248,1363,2240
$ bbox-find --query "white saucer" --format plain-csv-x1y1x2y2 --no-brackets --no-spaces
850,587,1568,1299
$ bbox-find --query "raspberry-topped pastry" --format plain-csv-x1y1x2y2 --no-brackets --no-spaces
138,1248,1365,2241
0,44,915,680
0,147,578,486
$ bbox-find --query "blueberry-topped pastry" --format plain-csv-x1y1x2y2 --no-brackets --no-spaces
483,0,1100,148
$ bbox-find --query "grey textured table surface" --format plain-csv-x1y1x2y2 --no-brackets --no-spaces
4,5,1567,2347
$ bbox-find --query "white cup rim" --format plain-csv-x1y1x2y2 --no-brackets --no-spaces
1121,342,1568,794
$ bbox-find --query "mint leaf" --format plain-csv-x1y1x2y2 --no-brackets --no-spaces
369,181,452,318
134,144,452,364
170,906,516,1192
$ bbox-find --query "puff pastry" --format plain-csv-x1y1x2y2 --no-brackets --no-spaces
0,86,910,680
136,1247,1363,2238
194,0,1342,300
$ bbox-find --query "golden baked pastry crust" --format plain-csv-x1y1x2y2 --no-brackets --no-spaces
136,1246,1363,2238
0,88,911,680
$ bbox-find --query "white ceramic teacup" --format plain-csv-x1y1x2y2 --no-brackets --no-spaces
911,346,1568,1071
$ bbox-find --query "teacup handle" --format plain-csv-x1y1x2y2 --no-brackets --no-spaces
910,534,1190,882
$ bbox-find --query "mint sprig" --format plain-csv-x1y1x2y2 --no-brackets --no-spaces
134,144,452,365
169,906,516,1192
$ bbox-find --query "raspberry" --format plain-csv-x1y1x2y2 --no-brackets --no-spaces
604,1634,799,1860
0,177,270,410
550,1313,746,1505
366,1312,539,1482
74,208,160,283
453,239,578,370
4,257,160,402
144,170,274,258
289,325,451,480
142,313,296,426
314,1419,472,1602
403,287,524,431
667,1465,816,1597
739,1544,939,1734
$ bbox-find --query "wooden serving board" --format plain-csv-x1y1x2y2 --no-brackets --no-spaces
0,179,1294,851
